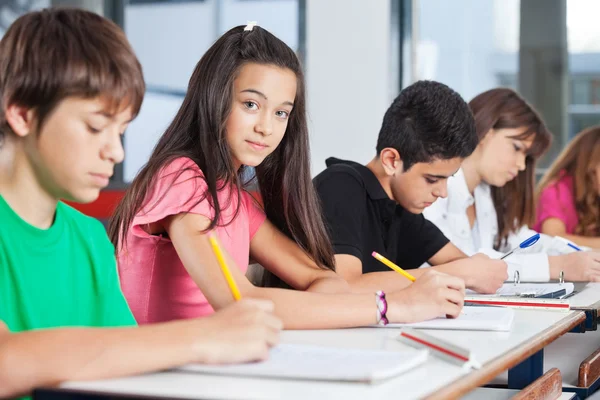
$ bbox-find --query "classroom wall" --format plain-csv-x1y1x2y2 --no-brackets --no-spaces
305,0,394,175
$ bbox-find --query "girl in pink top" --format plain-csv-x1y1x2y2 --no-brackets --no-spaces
536,126,600,249
109,25,467,330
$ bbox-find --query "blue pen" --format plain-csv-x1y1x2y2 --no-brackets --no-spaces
568,242,582,252
500,233,540,260
555,236,582,252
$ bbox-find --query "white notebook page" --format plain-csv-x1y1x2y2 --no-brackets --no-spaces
378,306,515,331
179,344,428,383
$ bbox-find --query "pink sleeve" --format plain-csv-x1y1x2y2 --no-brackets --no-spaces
242,191,266,239
536,180,573,229
131,158,213,239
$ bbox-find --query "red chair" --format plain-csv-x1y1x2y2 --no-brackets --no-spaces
64,190,126,225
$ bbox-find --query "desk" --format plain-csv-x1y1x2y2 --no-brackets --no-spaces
543,283,600,398
569,283,600,331
34,310,585,400
495,284,600,389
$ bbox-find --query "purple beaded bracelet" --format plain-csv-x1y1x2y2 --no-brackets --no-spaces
375,290,389,326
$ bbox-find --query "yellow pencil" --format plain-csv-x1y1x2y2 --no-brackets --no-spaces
371,251,416,282
372,251,464,314
209,234,242,301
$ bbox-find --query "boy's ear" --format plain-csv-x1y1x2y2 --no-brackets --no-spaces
380,148,403,176
5,104,36,138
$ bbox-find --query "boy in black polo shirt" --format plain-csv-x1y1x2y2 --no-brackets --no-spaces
315,81,508,294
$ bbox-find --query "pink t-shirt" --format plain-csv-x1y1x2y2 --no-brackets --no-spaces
117,157,266,324
535,172,578,233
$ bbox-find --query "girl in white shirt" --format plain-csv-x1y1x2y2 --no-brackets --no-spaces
424,88,600,282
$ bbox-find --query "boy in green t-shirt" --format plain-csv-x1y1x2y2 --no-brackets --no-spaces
0,8,281,398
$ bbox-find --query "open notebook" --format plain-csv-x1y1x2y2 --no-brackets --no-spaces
376,306,515,331
179,344,428,383
467,282,575,298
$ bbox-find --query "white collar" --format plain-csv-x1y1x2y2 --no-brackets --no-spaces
447,168,491,213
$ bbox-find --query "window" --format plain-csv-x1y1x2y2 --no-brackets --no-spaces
411,0,600,166
0,1,49,37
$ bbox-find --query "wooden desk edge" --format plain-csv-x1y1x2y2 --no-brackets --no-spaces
511,368,562,400
424,311,586,400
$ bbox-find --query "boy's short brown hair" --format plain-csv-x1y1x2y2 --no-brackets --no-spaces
0,7,145,142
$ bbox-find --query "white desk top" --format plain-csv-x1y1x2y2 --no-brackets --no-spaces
567,283,600,309
51,310,584,400
491,283,600,387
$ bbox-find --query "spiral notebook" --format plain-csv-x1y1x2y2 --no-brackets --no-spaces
179,344,428,383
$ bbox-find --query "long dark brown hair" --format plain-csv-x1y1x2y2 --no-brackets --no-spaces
537,126,600,236
108,25,335,286
469,88,552,249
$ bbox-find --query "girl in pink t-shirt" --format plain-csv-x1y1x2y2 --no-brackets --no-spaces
536,126,600,249
109,25,465,329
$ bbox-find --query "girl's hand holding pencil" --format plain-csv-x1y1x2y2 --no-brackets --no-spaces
372,252,465,322
198,233,282,364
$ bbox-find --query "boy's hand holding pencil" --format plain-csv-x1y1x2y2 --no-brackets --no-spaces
203,233,283,364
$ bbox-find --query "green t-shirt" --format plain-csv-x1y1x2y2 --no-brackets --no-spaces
0,195,136,332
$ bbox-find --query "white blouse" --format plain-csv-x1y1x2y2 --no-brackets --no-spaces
423,168,552,282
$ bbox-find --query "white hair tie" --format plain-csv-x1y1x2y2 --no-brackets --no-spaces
244,21,258,31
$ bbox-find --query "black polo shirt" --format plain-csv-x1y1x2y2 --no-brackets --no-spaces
314,158,449,273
